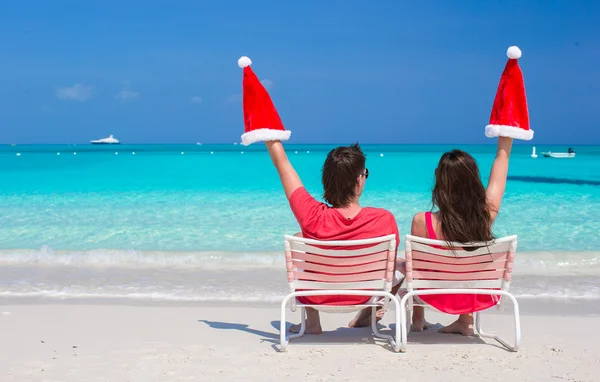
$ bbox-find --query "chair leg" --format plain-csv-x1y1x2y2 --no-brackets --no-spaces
280,300,307,352
407,292,414,322
288,307,306,340
399,293,411,352
371,307,385,338
281,293,404,353
474,312,482,336
371,297,401,352
475,294,521,352
391,294,401,352
372,307,393,341
405,301,412,336
280,298,288,352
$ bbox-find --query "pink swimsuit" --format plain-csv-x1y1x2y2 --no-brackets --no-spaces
417,212,499,314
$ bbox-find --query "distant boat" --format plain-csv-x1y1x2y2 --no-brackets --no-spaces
90,135,120,145
542,148,575,158
531,146,538,158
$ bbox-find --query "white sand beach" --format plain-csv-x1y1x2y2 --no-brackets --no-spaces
1,301,598,381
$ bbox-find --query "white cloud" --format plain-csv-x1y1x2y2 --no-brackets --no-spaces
56,83,94,101
261,79,273,90
115,81,140,102
190,96,203,104
226,94,242,103
115,89,140,102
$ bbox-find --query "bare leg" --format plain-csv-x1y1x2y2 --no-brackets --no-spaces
289,307,322,335
411,306,430,331
348,306,385,328
349,280,403,328
350,262,406,328
439,313,474,336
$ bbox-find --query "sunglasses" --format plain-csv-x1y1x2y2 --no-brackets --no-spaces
362,168,369,179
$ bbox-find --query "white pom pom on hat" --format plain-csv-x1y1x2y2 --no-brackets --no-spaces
238,56,252,68
507,46,522,59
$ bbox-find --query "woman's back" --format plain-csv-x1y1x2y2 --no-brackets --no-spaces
411,211,499,315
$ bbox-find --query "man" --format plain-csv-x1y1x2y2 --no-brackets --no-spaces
266,140,400,334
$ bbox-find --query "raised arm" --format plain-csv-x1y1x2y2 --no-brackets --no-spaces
486,137,514,221
265,140,303,199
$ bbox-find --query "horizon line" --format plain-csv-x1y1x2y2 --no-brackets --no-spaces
0,142,593,146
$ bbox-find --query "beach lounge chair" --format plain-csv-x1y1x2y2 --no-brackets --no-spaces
401,234,521,352
280,234,400,352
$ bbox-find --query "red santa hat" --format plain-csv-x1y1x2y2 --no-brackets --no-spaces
485,46,533,140
237,56,291,146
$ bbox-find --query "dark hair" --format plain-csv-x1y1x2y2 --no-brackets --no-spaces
432,150,494,244
322,144,366,208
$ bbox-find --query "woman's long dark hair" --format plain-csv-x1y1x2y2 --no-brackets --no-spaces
432,150,494,244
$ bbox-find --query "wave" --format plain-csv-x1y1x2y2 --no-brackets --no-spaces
1,247,599,275
0,246,283,269
2,289,600,303
515,293,600,300
0,290,285,304
1,246,599,275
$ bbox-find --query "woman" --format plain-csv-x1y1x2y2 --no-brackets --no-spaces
410,137,513,335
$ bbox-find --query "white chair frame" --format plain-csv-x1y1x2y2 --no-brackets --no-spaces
280,234,400,352
401,234,521,352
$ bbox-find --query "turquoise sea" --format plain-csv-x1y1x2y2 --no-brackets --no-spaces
1,144,599,303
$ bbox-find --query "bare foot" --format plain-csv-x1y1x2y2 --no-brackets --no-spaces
289,323,322,334
411,306,429,331
439,318,474,336
348,308,384,328
288,307,322,334
411,318,430,332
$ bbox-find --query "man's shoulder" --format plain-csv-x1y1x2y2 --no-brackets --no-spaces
361,208,398,241
290,187,326,208
363,207,396,222
289,187,330,228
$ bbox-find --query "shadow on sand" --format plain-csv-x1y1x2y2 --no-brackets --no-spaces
198,319,280,343
199,319,503,351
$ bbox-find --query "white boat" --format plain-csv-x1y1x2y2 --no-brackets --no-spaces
541,148,576,158
90,135,120,145
531,146,538,158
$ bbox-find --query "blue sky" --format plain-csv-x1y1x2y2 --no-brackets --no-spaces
1,0,599,144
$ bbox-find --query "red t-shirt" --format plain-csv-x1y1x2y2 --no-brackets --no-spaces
289,187,400,305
